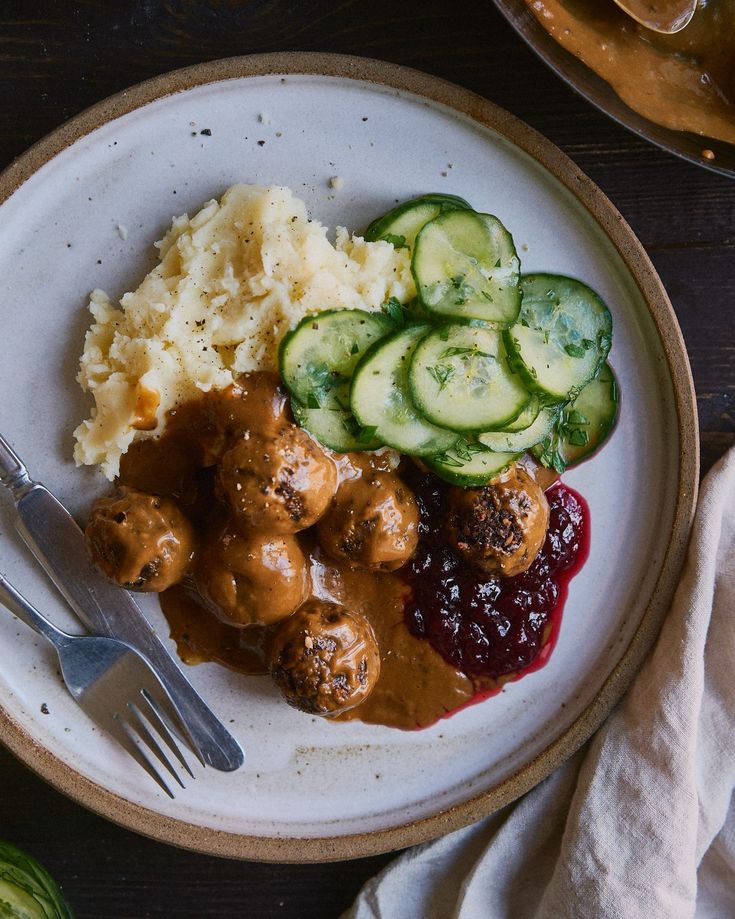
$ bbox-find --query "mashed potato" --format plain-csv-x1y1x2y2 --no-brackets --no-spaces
74,185,414,479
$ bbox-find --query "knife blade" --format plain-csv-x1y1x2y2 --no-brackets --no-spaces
0,433,244,772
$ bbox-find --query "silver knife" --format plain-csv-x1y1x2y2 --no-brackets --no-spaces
0,433,244,772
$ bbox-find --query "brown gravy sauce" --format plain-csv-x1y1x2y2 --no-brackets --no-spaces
119,382,477,731
525,0,735,146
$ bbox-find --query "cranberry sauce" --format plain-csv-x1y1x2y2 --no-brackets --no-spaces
401,472,589,696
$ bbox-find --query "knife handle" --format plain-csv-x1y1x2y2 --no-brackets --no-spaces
0,433,32,498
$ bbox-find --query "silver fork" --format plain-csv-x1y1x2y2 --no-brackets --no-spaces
0,573,200,798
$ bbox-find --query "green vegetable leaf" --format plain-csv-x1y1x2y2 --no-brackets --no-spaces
454,441,474,462
427,363,455,392
0,840,73,919
433,440,486,468
356,424,379,444
431,451,464,468
564,343,586,359
449,274,475,305
534,434,567,473
382,233,407,249
381,297,407,326
342,414,361,436
438,346,494,362
568,428,589,446
438,346,474,359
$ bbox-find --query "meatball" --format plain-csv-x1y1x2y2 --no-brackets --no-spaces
195,526,310,627
317,472,419,570
268,601,380,716
86,486,194,591
201,371,290,464
218,424,337,534
446,464,549,577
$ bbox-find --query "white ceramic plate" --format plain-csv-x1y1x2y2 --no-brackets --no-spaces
0,54,697,861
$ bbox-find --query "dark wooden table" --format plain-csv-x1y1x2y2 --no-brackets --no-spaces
1,2,733,917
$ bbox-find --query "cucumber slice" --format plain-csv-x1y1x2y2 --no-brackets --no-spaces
291,402,383,453
426,443,520,486
364,193,471,250
412,209,521,325
279,309,393,410
350,325,459,455
503,393,541,432
479,405,559,453
408,324,530,433
533,363,619,472
505,274,612,401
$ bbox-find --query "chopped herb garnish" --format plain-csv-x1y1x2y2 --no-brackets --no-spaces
382,233,407,249
449,274,474,305
437,346,493,362
356,424,379,443
381,296,406,325
568,428,589,446
342,414,361,436
427,363,456,392
438,346,473,359
431,451,464,468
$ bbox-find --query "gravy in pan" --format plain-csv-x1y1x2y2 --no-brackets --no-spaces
525,0,735,147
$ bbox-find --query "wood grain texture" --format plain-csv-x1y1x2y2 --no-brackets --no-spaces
0,1,733,916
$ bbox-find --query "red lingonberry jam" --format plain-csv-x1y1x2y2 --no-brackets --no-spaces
401,472,589,706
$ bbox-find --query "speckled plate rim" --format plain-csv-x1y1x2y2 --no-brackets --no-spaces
491,0,735,179
0,51,699,863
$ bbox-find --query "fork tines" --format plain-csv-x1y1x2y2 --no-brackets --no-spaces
107,689,197,798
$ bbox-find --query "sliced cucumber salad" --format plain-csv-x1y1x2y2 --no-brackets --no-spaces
409,324,529,432
364,193,471,250
479,405,559,453
279,309,393,410
505,274,612,401
278,194,618,484
426,443,521,487
279,309,393,451
533,362,619,472
351,324,459,455
413,209,521,325
291,403,383,452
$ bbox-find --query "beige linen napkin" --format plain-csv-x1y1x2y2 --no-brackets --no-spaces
346,447,735,919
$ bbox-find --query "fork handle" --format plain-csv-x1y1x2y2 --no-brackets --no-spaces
0,433,33,499
0,574,71,650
